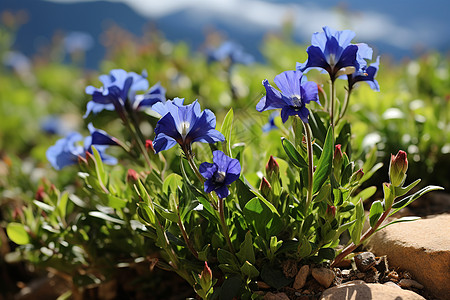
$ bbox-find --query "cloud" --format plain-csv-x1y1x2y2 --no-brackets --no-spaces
45,0,438,50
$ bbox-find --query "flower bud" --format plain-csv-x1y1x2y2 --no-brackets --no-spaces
259,177,272,198
200,261,213,284
326,204,336,218
333,145,343,167
145,139,154,153
127,169,139,183
350,168,364,182
389,150,408,187
265,155,279,178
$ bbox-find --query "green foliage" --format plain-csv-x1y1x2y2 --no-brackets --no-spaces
0,19,447,299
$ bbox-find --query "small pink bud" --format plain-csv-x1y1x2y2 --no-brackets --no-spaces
145,140,154,153
265,155,279,178
326,204,336,218
351,168,364,182
201,261,212,283
389,150,408,187
259,177,272,198
127,169,139,183
35,185,45,202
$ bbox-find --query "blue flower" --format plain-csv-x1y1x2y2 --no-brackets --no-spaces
207,41,254,65
199,150,241,198
256,70,320,123
46,124,118,170
84,69,166,117
152,99,225,153
297,26,364,80
348,56,380,91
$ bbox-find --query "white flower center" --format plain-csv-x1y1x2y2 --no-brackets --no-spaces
328,53,336,67
179,121,191,140
214,171,226,183
291,95,302,108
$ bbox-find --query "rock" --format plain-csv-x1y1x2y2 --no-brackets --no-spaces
256,281,271,289
311,268,335,288
320,282,425,300
264,292,290,300
367,214,450,299
293,265,309,290
354,252,376,272
383,281,401,289
399,279,424,289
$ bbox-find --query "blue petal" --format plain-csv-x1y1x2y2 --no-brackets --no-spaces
274,71,303,98
153,132,178,153
199,162,218,180
189,109,224,144
46,132,84,170
154,113,183,143
335,44,359,71
212,150,233,173
299,45,330,73
224,158,241,185
256,80,287,112
152,98,184,117
215,185,230,199
135,82,166,109
300,81,320,105
88,123,118,146
83,101,115,118
203,178,216,194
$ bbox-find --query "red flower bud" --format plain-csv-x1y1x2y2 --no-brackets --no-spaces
265,155,279,178
326,204,336,218
35,185,45,202
351,168,364,182
127,169,139,183
145,140,154,153
389,150,408,187
200,261,213,283
259,177,272,198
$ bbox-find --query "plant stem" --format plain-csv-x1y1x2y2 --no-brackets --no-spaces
303,121,314,211
330,78,336,128
177,209,199,259
331,208,390,268
128,110,153,171
218,197,235,254
336,86,353,124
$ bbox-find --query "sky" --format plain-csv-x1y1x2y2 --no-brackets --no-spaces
44,0,449,53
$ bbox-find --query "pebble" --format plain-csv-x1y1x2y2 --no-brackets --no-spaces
354,251,376,272
399,279,424,289
340,269,351,276
257,281,271,289
311,267,335,288
293,265,309,290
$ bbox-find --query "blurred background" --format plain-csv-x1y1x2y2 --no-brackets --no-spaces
2,0,450,68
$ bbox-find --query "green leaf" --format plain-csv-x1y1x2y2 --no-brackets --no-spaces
56,192,69,219
260,264,293,289
369,200,383,228
218,249,239,265
377,216,421,231
162,173,183,195
389,185,444,217
298,236,312,258
236,231,255,265
281,137,308,168
349,199,365,244
318,247,335,260
393,179,421,197
91,146,107,187
153,203,179,223
383,183,395,209
338,202,355,213
88,211,125,224
313,127,334,194
221,108,234,157
243,197,282,238
240,261,260,279
353,186,377,202
6,222,30,245
217,276,242,300
107,194,127,209
33,200,54,213
137,202,156,226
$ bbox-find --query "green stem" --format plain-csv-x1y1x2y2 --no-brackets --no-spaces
330,78,336,128
303,121,314,211
331,206,391,268
177,209,199,259
336,86,353,124
218,197,235,254
128,110,153,171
